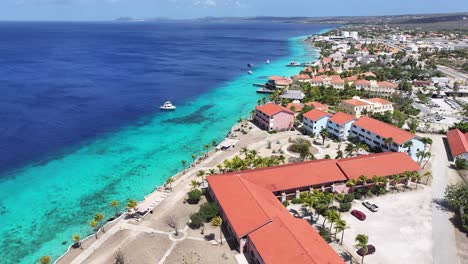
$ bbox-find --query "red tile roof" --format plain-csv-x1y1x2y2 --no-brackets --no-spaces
367,98,392,105
322,57,332,64
342,99,369,106
303,109,330,122
355,79,370,86
287,103,303,112
331,75,344,84
256,103,294,117
293,74,311,80
447,129,468,157
328,112,356,125
337,152,421,180
241,159,348,192
269,76,286,81
353,116,415,144
377,81,397,88
311,76,325,82
306,101,328,111
249,216,345,264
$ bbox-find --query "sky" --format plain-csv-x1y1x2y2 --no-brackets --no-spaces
0,0,467,21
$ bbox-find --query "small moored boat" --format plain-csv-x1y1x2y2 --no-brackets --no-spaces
160,101,176,110
286,61,301,67
248,70,253,75
266,59,270,64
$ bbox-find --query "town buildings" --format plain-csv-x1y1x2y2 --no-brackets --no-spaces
446,129,468,160
326,112,356,140
303,108,331,136
207,152,420,264
353,80,398,97
340,96,394,117
254,103,294,131
350,116,424,159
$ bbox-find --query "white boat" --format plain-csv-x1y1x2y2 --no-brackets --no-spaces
160,101,176,110
248,70,253,75
266,59,270,64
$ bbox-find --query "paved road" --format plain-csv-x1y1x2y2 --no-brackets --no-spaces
428,134,460,264
437,65,468,81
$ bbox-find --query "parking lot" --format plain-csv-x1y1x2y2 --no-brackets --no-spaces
340,187,432,264
417,98,464,132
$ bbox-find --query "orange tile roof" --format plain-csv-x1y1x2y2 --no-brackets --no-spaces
447,129,468,157
353,116,415,144
269,76,286,81
345,76,358,82
337,152,421,180
306,101,328,111
329,112,356,125
355,79,370,86
311,76,325,82
342,99,369,106
249,216,345,264
287,103,303,112
256,103,294,116
303,109,330,122
377,81,397,88
294,74,311,80
207,176,271,238
322,57,332,64
367,98,392,105
241,159,347,192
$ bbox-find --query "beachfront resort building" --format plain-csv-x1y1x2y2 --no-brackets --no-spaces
265,76,292,90
446,129,468,160
354,80,398,97
350,116,424,160
340,97,394,117
303,109,331,136
254,103,294,132
326,112,356,140
206,152,420,264
310,75,345,89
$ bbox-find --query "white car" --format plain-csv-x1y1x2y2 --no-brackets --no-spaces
362,200,379,212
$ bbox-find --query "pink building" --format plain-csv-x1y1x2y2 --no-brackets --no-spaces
254,103,294,131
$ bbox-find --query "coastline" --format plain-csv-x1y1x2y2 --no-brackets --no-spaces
54,29,334,263
0,26,331,264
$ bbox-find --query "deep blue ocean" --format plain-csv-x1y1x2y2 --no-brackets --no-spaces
0,21,333,263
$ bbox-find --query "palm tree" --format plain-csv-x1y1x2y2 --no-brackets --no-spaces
370,176,380,188
319,128,329,145
346,179,357,192
72,234,81,248
384,137,394,151
110,200,119,216
204,144,210,156
416,151,424,164
38,256,51,264
335,150,344,159
345,143,357,157
326,210,340,232
354,234,369,264
216,164,223,173
197,170,206,183
358,175,367,186
423,171,432,185
391,174,400,192
191,153,197,164
403,141,413,154
166,177,174,190
89,220,98,238
211,140,217,147
334,219,348,244
240,147,249,156
126,199,138,212
207,168,215,175
422,151,431,169
190,180,200,189
94,212,105,231
303,196,318,220
211,216,223,244
412,172,422,189
422,137,433,151
181,160,187,170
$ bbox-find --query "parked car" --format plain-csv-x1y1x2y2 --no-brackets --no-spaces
351,210,366,221
362,200,379,212
357,245,376,256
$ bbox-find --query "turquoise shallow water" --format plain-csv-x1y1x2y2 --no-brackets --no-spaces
0,31,328,263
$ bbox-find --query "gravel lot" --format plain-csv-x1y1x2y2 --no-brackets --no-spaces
340,187,433,264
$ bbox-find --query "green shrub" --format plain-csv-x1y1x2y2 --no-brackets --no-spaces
318,226,332,242
282,200,290,207
198,202,219,222
189,213,204,228
343,193,354,203
291,198,302,204
187,189,202,204
339,202,352,212
354,192,363,200
455,157,468,170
